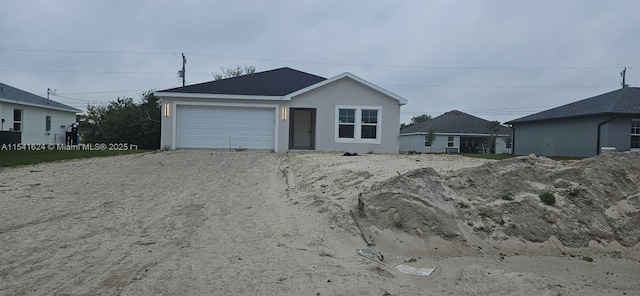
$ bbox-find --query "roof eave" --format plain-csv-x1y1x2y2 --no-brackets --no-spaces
154,91,288,101
0,98,81,113
506,112,630,124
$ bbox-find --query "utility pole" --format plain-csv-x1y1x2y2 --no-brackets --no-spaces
621,67,627,88
181,53,186,87
47,88,55,99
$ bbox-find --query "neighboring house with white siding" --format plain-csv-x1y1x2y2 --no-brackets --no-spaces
155,67,407,153
0,83,80,145
399,110,512,154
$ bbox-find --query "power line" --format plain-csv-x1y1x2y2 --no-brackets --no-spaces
0,68,212,77
1,48,634,70
184,52,633,70
0,68,211,76
55,89,148,95
0,48,173,55
2,67,623,89
50,94,95,102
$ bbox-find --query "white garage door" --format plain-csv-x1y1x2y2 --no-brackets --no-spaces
176,105,275,150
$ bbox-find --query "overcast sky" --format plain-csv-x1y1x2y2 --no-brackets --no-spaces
1,0,638,124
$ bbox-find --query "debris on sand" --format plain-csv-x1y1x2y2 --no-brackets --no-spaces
394,264,436,276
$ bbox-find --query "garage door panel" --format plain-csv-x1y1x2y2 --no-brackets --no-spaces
176,105,275,150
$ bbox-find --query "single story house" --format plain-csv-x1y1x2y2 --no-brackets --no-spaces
0,82,81,145
154,67,408,153
399,110,512,154
505,86,640,157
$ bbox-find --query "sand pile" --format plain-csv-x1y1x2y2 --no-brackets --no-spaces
358,152,640,253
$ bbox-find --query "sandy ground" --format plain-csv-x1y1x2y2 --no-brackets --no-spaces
1,151,639,295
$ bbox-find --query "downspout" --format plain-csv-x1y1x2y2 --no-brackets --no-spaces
508,124,514,155
596,115,616,155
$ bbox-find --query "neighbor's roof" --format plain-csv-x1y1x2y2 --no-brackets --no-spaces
506,87,640,124
159,67,326,96
0,82,81,113
400,110,511,135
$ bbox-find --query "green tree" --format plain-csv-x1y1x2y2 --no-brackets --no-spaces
213,65,256,80
78,90,161,149
426,128,437,153
410,114,432,125
401,114,432,129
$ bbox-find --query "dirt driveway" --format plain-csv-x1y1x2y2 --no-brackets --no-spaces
1,151,399,295
1,151,639,295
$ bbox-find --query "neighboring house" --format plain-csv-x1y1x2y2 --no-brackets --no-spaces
399,110,512,154
0,83,81,145
154,67,408,153
505,87,640,157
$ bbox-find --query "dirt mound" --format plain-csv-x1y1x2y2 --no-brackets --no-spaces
359,168,463,241
359,152,640,250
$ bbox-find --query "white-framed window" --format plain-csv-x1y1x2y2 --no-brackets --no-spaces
447,136,454,147
632,119,640,150
13,109,23,131
335,106,381,143
45,115,51,131
424,136,431,147
361,109,378,139
338,108,356,138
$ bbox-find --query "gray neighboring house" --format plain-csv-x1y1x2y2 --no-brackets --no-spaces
506,87,640,157
399,110,512,154
0,82,81,145
154,67,407,153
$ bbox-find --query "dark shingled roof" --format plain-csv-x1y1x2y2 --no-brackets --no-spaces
400,110,511,135
0,82,81,112
507,87,640,124
160,67,326,96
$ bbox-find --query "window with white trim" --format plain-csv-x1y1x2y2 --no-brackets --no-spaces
360,109,378,139
13,109,22,131
447,136,454,147
335,106,381,143
45,115,51,131
632,119,640,149
338,109,356,138
424,136,431,147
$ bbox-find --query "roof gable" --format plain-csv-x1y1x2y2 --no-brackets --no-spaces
401,110,511,135
158,67,326,97
0,83,81,113
507,87,640,124
285,72,408,105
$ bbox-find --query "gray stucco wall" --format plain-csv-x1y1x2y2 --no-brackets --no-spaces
512,116,610,157
604,117,636,151
285,77,401,154
159,77,403,153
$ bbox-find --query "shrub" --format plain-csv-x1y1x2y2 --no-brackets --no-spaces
392,213,403,229
539,192,556,205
